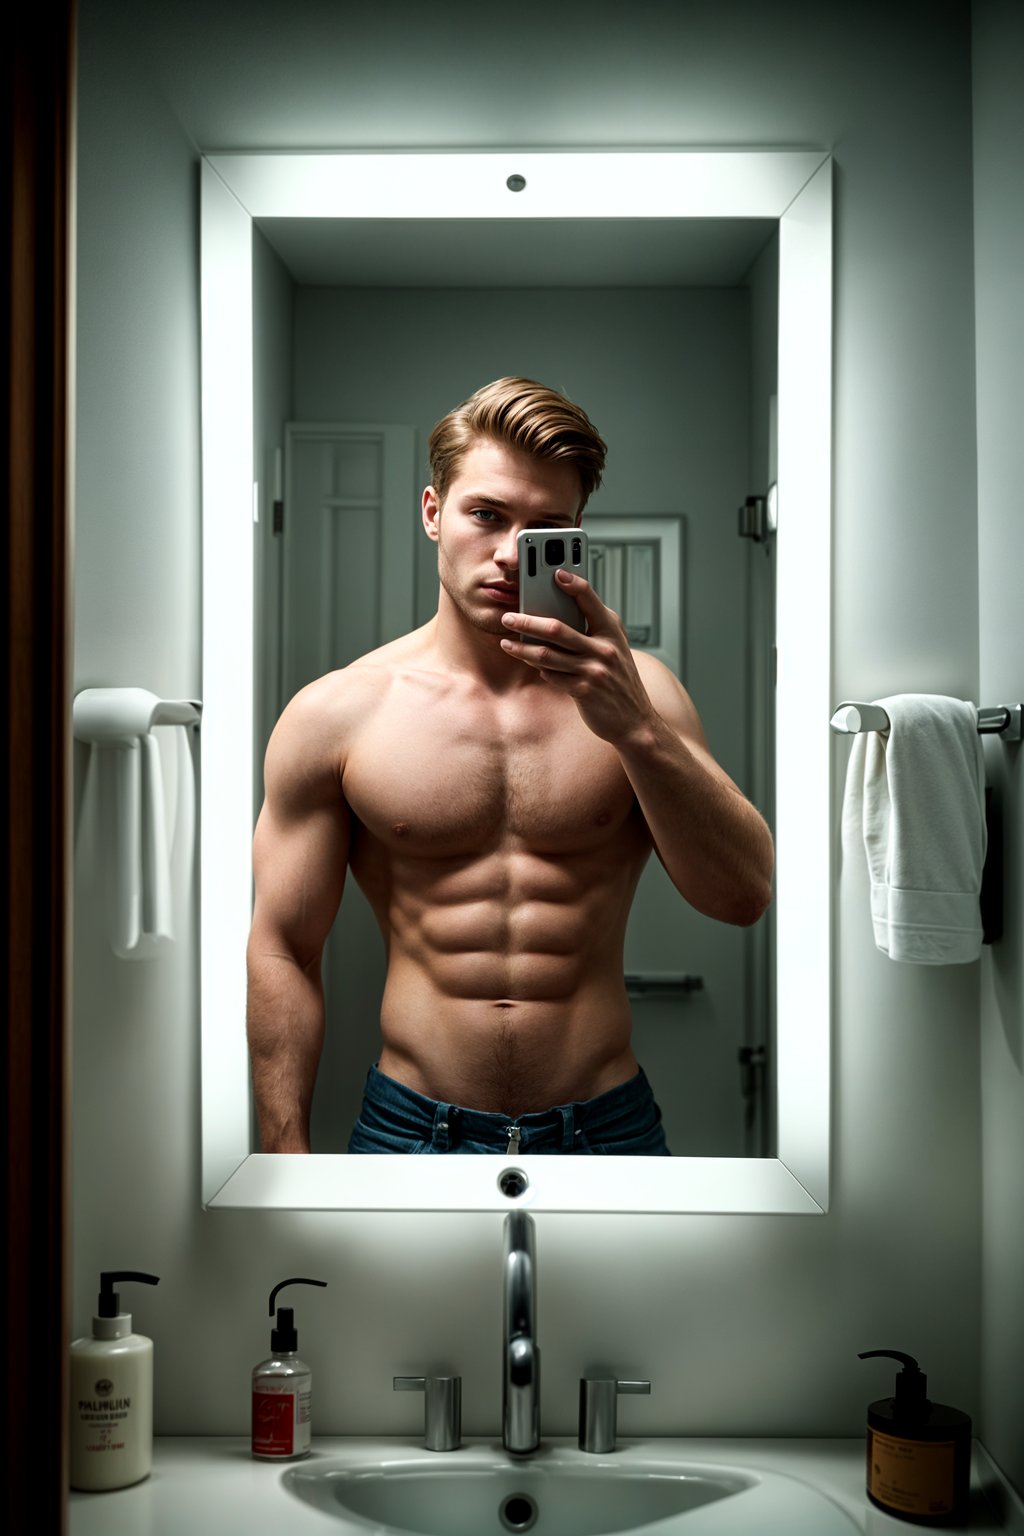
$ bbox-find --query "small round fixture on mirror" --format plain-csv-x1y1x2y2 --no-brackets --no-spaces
498,1167,529,1199
506,174,527,193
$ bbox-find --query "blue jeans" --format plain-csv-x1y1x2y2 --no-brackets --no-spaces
347,1064,670,1156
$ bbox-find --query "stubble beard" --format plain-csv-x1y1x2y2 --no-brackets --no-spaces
436,546,510,639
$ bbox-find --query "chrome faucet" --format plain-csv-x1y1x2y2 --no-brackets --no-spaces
502,1210,539,1453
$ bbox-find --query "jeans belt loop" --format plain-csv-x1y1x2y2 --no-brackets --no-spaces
559,1104,576,1149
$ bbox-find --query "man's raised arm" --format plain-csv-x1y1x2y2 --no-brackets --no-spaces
613,654,774,926
500,568,774,926
246,690,349,1152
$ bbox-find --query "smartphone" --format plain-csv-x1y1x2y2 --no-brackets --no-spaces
516,528,589,639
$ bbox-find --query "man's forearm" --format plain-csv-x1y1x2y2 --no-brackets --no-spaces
246,949,326,1152
618,714,774,926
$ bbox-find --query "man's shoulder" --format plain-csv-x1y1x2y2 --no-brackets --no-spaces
631,647,679,696
262,668,383,804
631,649,706,741
273,626,435,750
277,663,386,746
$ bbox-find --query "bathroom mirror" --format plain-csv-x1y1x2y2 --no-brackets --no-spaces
201,151,831,1213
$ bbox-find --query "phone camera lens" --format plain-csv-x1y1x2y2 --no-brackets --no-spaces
571,537,582,564
544,539,566,566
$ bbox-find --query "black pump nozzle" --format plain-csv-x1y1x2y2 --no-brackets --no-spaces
267,1277,327,1354
98,1270,160,1317
859,1349,929,1412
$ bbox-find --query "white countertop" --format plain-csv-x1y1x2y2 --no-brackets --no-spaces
69,1436,1022,1535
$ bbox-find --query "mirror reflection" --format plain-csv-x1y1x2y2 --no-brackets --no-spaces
247,217,780,1158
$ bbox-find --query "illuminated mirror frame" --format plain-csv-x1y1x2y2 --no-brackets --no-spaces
200,150,832,1213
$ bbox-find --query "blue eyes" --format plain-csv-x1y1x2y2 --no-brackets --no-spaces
471,510,571,529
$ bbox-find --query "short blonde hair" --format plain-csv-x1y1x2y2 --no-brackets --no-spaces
428,377,606,513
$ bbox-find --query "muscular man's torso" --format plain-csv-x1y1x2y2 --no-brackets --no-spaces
336,629,654,1115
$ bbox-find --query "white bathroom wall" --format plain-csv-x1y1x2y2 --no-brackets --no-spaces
743,234,780,1146
746,234,779,495
973,0,1024,1495
252,230,295,795
73,0,998,1459
72,6,203,1313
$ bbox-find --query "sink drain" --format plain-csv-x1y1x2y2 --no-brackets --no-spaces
499,1492,538,1532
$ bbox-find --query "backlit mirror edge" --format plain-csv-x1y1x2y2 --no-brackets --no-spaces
199,149,833,1215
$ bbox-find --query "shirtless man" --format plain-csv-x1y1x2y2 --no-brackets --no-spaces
246,377,773,1156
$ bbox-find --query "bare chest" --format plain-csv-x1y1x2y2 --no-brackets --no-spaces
343,680,639,856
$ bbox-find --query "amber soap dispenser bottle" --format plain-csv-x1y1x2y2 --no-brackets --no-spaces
859,1350,972,1526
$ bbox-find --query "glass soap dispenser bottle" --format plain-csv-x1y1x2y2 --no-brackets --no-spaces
859,1349,972,1526
251,1276,327,1461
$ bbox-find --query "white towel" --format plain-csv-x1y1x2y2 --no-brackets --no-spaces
101,727,193,959
841,694,987,964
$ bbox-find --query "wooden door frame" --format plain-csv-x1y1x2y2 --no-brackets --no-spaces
4,2,75,1527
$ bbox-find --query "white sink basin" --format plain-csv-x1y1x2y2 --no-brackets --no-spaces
282,1444,862,1535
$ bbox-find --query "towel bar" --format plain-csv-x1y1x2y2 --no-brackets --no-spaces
73,689,203,958
624,972,704,998
830,701,1022,741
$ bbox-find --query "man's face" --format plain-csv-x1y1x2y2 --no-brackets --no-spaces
422,439,583,637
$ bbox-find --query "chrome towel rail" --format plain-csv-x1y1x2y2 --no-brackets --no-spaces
830,701,1022,740
624,973,704,998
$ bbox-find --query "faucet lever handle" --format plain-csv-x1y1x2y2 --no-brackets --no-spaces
393,1375,462,1452
578,1376,651,1454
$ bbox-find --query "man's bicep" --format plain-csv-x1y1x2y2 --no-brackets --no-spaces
638,654,748,794
250,741,351,966
638,655,712,751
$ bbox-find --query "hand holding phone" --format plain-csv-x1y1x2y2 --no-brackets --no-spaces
516,529,589,639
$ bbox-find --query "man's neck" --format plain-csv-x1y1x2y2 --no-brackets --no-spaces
428,598,541,694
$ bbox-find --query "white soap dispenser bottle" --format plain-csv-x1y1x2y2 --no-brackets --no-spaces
251,1276,327,1461
69,1270,160,1491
